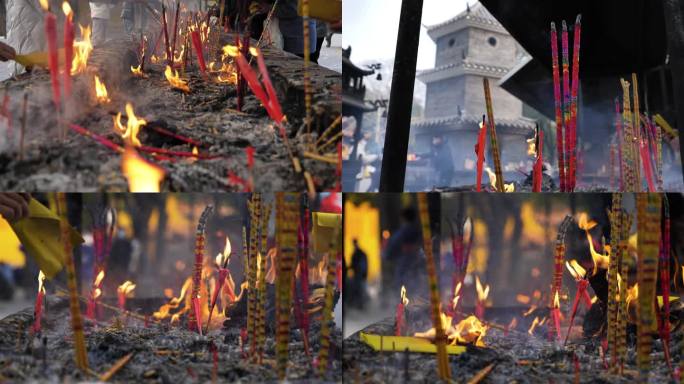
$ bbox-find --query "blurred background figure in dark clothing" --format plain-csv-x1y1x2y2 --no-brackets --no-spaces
348,238,368,309
382,207,423,299
430,135,454,187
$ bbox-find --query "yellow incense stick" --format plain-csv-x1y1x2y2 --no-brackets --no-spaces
607,193,621,371
247,193,261,356
275,193,298,380
257,203,271,361
483,79,504,192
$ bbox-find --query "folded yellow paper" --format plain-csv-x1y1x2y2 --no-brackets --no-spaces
9,199,84,279
360,332,466,354
15,48,66,69
312,212,341,253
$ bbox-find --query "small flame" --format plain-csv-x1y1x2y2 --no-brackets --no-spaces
151,55,159,64
215,237,232,266
71,25,93,75
526,136,537,157
400,285,409,306
62,1,72,17
117,281,136,296
414,314,488,347
121,148,166,192
528,316,541,334
39,0,49,11
566,259,587,281
626,283,639,308
94,76,110,104
94,270,105,286
93,288,102,299
516,294,530,304
37,271,46,294
553,291,560,308
475,276,490,302
114,102,146,147
131,65,144,77
164,66,190,93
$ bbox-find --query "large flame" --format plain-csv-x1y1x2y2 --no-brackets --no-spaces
114,103,146,147
483,167,515,192
71,25,93,75
415,314,488,347
121,148,165,192
94,76,110,104
164,66,190,93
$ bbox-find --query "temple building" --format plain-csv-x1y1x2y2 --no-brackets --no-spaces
408,2,539,190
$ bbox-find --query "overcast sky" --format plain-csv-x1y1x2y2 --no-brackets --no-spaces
342,0,469,69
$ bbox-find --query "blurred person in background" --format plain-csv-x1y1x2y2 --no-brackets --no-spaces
348,238,368,309
275,0,316,60
382,207,422,299
430,134,454,187
90,1,116,46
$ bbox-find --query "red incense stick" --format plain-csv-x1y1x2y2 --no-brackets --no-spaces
45,12,60,108
63,4,75,98
561,21,571,191
475,115,487,192
551,22,565,192
190,29,207,75
569,15,582,191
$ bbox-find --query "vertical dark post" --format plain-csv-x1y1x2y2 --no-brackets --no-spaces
379,0,423,192
662,0,684,184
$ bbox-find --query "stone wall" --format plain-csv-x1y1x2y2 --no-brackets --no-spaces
464,75,523,120
424,76,465,118
434,29,469,68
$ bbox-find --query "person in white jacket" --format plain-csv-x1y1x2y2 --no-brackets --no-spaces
90,2,115,46
5,0,56,76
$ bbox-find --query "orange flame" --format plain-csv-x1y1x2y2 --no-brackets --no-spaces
39,0,49,11
62,1,72,17
483,167,515,192
215,237,232,266
528,316,541,334
121,148,165,192
553,291,560,308
414,314,488,347
566,259,587,281
71,25,92,75
164,66,190,93
475,276,490,302
114,103,146,147
37,270,46,294
94,270,105,287
131,65,144,77
117,281,136,297
94,76,110,104
400,285,409,306
222,44,259,57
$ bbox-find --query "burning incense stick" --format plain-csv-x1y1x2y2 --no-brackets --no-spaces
417,193,450,380
564,260,591,346
317,215,340,377
41,1,60,109
56,193,89,371
63,2,74,98
616,210,631,373
395,285,408,336
533,126,544,192
256,203,271,361
247,193,261,355
191,28,207,75
568,15,582,191
275,193,298,380
482,79,504,192
162,2,172,66
171,1,181,62
551,215,572,341
476,116,487,192
190,206,214,335
636,193,661,377
607,193,622,367
33,271,46,334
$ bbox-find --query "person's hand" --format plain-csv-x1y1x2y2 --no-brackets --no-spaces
0,42,16,62
0,193,31,222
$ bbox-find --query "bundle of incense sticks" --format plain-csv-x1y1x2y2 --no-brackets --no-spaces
275,193,298,380
256,203,271,362
616,210,631,373
607,193,622,370
247,193,261,355
551,215,572,341
482,79,504,192
550,22,565,192
636,194,661,377
417,193,450,380
189,206,214,334
448,216,472,302
56,193,88,371
317,220,340,377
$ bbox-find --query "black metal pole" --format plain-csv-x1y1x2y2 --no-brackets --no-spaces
379,0,423,192
662,0,684,185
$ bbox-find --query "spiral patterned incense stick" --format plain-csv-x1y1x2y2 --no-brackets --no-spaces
615,98,624,191
189,205,214,334
417,193,450,380
275,193,298,380
56,193,89,371
607,193,622,370
655,123,663,191
302,0,312,148
561,21,571,190
617,210,631,373
659,197,671,356
247,193,261,355
632,74,642,190
256,202,271,362
550,22,566,192
636,194,661,377
568,15,582,191
317,219,340,377
482,79,504,192
551,215,572,341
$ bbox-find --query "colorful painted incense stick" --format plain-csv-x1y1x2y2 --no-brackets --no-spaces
632,74,642,190
275,193,298,380
56,193,88,371
620,80,637,192
561,21,571,191
616,210,631,373
607,193,622,368
636,193,661,377
550,22,565,192
317,219,340,377
257,203,271,361
417,193,450,380
552,215,572,340
482,79,504,192
190,205,214,335
568,15,581,191
247,193,261,355
302,0,312,147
